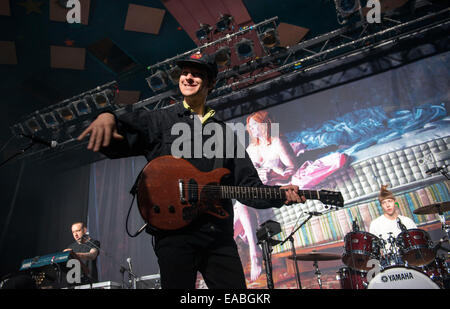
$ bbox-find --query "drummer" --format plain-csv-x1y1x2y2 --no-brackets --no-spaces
369,185,417,244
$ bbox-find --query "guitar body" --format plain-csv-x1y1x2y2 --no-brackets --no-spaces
137,156,230,231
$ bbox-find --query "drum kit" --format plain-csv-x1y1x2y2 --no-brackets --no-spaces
286,202,449,289
338,201,450,289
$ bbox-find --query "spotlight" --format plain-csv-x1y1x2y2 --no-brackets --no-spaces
235,38,255,60
214,46,231,67
259,28,279,49
41,112,59,128
196,23,213,41
71,99,91,116
92,90,114,108
167,65,182,85
25,117,42,133
11,123,25,136
57,106,75,122
146,70,169,92
215,14,233,33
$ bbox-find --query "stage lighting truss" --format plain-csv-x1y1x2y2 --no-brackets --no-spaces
10,82,118,150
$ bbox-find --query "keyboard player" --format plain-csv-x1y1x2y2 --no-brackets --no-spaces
63,222,100,284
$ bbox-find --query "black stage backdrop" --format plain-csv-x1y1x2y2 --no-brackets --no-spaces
0,159,90,278
86,156,159,285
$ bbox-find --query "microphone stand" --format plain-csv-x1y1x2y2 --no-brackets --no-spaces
278,213,314,289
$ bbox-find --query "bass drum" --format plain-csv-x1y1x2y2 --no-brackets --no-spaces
367,266,440,289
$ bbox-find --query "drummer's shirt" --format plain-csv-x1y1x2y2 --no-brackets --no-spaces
369,215,417,246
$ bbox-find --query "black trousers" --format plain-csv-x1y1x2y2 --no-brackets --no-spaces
154,230,247,289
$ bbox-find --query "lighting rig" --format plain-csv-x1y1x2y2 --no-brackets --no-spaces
6,2,449,164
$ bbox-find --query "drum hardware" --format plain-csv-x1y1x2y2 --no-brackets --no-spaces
256,220,282,290
413,202,450,239
313,260,322,289
288,251,341,289
279,212,322,289
337,267,368,289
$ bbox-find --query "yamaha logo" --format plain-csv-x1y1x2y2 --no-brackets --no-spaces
382,272,414,282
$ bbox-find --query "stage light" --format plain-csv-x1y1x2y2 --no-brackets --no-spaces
71,99,91,116
196,23,213,41
167,65,182,84
11,123,25,136
41,112,59,128
92,89,115,109
25,117,42,133
235,38,255,60
214,46,231,67
146,70,169,92
57,106,75,122
215,14,233,33
259,28,279,49
335,0,361,19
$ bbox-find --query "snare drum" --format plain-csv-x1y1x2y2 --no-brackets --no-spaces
396,229,435,266
342,231,381,271
337,267,367,289
367,266,440,289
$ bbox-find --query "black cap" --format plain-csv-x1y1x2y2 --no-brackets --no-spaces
176,52,218,81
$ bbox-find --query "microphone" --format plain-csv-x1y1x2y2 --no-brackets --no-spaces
126,257,133,273
352,219,360,232
426,165,447,175
396,217,407,232
21,134,58,148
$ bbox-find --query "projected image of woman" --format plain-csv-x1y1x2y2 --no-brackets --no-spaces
233,110,298,281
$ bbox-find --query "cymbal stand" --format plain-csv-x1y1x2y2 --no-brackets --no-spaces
437,211,450,239
313,260,322,289
279,213,314,289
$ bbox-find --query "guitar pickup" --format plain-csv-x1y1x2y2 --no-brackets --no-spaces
179,180,187,204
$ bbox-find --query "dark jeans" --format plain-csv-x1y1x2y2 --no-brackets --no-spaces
154,230,247,289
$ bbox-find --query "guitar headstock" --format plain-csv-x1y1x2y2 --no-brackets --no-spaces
318,190,344,207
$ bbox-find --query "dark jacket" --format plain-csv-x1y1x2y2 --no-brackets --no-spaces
101,103,284,236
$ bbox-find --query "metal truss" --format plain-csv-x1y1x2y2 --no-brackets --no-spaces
8,3,450,164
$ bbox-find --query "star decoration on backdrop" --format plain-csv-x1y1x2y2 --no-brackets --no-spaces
19,0,43,15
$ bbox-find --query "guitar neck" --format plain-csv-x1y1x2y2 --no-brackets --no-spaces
220,186,320,201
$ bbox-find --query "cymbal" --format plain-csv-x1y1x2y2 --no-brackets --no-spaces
287,251,341,261
413,202,450,215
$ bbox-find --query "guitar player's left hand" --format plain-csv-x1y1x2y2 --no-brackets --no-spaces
280,185,306,205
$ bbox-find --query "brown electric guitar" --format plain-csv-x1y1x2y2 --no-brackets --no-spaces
136,155,344,232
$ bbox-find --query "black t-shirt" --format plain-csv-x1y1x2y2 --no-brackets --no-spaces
67,238,100,283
